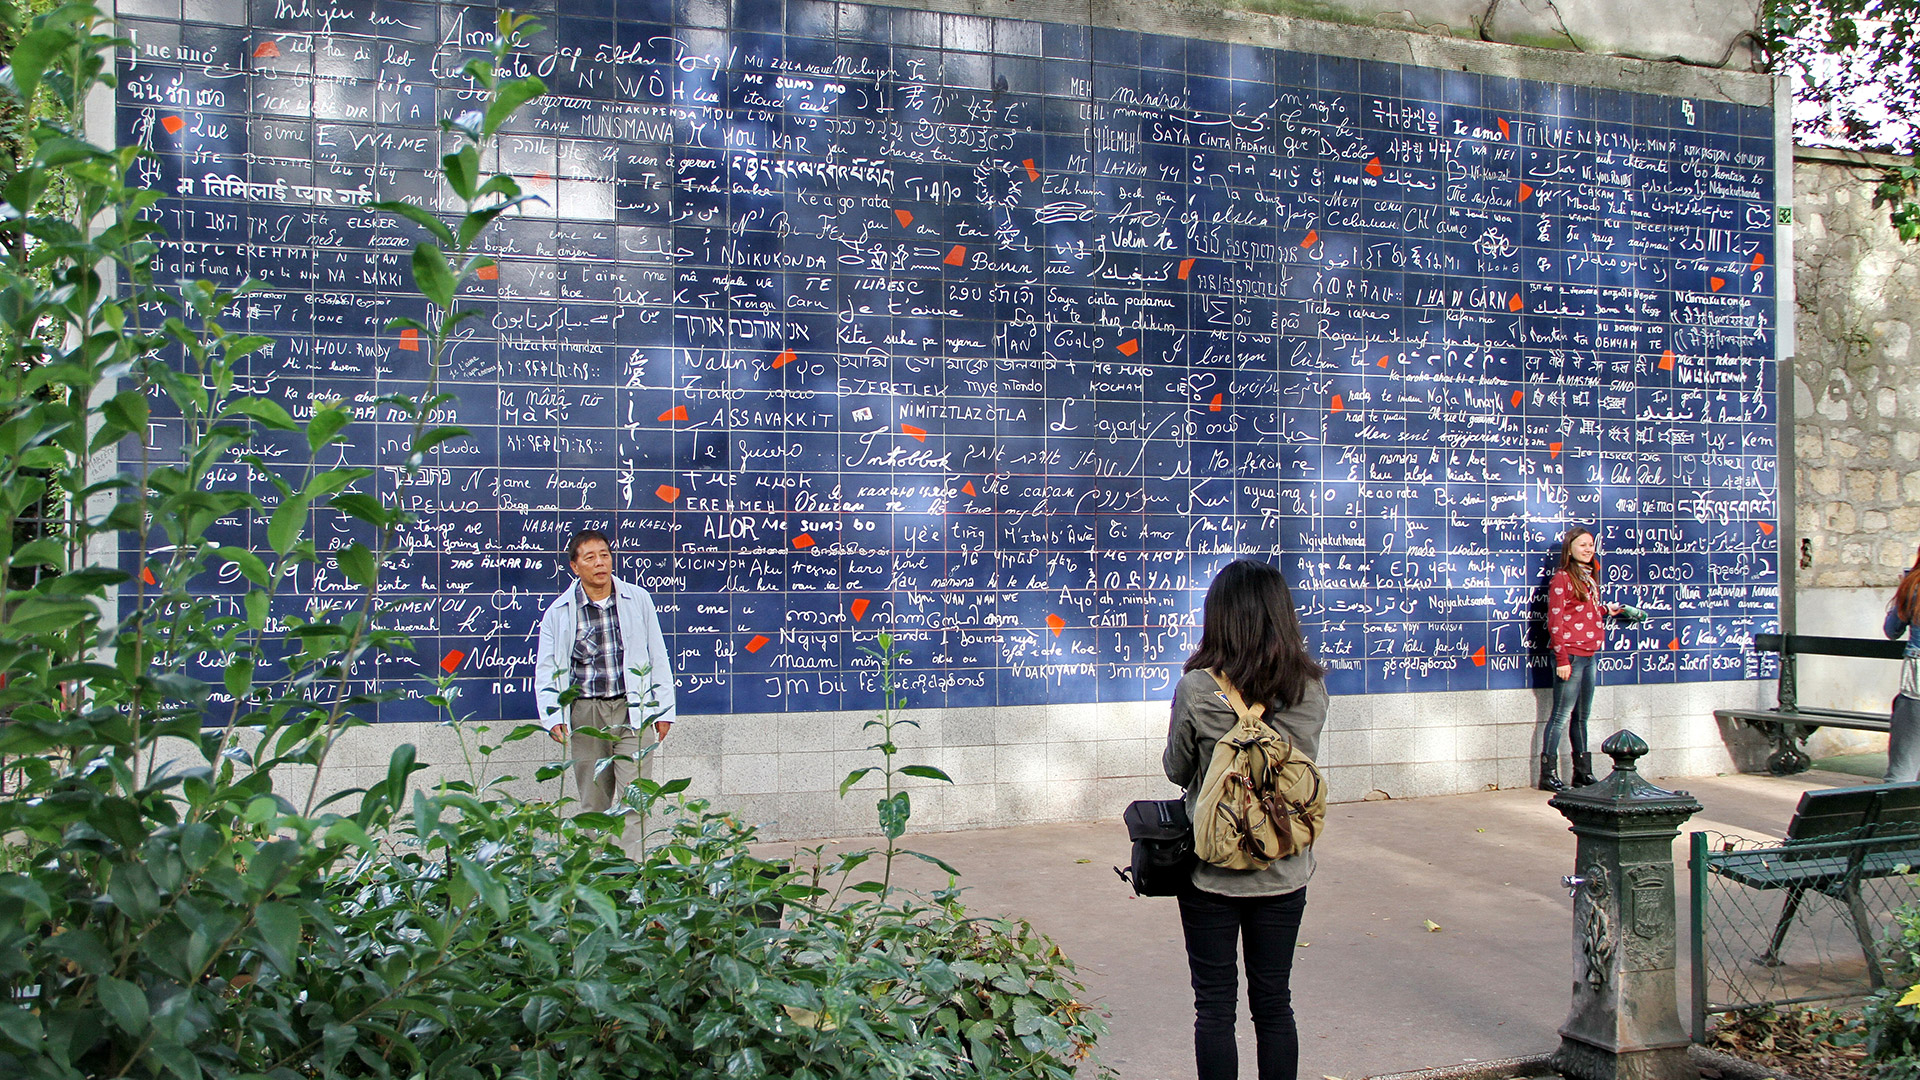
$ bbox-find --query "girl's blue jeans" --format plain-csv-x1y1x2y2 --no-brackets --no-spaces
1544,653,1597,757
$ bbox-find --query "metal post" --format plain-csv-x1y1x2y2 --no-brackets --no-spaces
1773,73,1796,652
1688,830,1707,1045
1549,731,1705,1080
1778,641,1797,711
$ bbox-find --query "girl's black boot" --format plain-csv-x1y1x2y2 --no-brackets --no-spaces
1538,754,1566,793
1571,754,1597,787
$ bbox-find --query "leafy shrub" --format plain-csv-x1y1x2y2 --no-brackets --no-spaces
290,771,1106,1080
1876,155,1919,243
1861,902,1920,1079
0,7,1106,1079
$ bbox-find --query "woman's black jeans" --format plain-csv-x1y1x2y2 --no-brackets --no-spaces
1177,884,1308,1080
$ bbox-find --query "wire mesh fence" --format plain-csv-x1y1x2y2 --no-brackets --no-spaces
1689,828,1920,1039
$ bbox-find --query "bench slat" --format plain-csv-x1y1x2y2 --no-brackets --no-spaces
1709,853,1850,890
1753,633,1906,660
1715,708,1891,733
1707,785,1920,892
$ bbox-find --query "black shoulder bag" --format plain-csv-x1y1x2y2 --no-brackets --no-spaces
1115,798,1194,897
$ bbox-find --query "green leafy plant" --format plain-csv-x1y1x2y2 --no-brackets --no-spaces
1851,896,1920,1078
1761,0,1918,157
838,631,956,896
1874,154,1920,241
0,9,1110,1079
797,631,1113,1077
0,6,552,1075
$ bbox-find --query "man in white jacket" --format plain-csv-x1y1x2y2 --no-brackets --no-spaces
534,528,676,812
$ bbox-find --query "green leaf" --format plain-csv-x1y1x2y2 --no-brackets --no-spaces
214,545,270,586
45,927,112,974
221,396,297,430
839,766,875,796
0,877,51,923
44,566,130,594
456,855,510,920
244,795,280,826
179,823,220,871
334,542,376,587
368,199,456,247
244,590,268,630
323,819,375,850
411,243,456,309
224,657,254,699
878,791,911,840
3,595,97,634
904,849,961,876
102,389,149,435
2,23,74,103
443,146,479,202
482,76,547,137
11,537,65,568
253,901,300,975
305,404,352,452
409,425,470,456
328,491,390,526
305,466,369,497
899,764,953,783
381,743,421,807
222,334,275,361
96,975,150,1035
521,995,563,1034
33,135,98,168
572,882,621,931
0,1000,44,1050
150,1040,203,1080
322,1022,356,1065
107,864,161,922
267,494,312,556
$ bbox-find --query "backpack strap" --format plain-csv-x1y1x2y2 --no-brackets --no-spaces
1210,669,1307,775
1208,669,1264,729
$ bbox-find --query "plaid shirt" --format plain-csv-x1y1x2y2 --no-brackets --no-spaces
570,585,625,699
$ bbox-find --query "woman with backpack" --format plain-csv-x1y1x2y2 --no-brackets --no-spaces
1162,558,1328,1080
1882,543,1920,782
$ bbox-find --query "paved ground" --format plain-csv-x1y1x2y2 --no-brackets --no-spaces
759,765,1875,1079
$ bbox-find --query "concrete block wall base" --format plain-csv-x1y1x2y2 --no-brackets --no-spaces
279,678,1775,840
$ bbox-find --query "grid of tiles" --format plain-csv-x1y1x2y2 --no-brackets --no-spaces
118,0,1780,720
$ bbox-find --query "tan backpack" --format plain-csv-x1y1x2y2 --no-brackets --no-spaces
1191,670,1327,870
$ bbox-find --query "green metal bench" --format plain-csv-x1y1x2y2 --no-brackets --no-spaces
1702,782,1920,988
1713,633,1905,775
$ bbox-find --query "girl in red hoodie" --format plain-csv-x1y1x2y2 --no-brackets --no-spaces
1541,527,1619,791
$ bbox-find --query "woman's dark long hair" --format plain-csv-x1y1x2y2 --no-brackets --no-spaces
1558,526,1598,602
1895,544,1920,624
1184,559,1325,710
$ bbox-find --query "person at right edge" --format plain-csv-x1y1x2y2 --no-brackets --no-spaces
1163,558,1328,1080
1882,543,1920,783
1540,525,1623,792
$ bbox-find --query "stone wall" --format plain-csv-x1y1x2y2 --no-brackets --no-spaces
1193,0,1763,70
1793,149,1920,589
1789,150,1919,750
